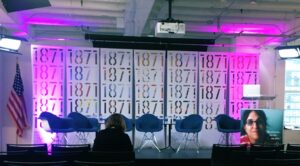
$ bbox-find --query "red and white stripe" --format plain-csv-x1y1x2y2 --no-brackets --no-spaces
6,90,28,137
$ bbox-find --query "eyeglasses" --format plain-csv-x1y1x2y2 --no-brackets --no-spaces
246,119,265,126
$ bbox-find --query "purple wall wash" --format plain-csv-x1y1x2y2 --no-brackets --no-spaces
32,45,65,144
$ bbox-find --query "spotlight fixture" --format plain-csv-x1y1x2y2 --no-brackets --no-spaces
276,45,300,59
0,35,27,53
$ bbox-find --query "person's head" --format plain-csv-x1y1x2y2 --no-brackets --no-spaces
241,109,267,144
105,113,126,132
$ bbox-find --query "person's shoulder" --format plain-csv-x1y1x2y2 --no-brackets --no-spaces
240,135,248,140
240,135,250,144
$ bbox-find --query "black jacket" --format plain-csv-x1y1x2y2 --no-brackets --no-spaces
92,128,133,152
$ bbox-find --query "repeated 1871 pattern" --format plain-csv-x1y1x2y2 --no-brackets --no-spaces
100,48,133,119
229,54,259,118
32,45,65,143
66,47,99,117
199,53,228,129
134,50,165,117
167,51,198,118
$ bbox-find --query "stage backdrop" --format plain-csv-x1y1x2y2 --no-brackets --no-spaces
31,45,259,148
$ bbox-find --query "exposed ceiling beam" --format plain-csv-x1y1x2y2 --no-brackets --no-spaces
124,0,155,36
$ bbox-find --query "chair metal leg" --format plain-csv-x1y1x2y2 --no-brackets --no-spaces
218,133,227,144
138,134,148,152
192,133,200,153
138,132,161,152
49,133,69,144
76,132,90,144
176,133,200,153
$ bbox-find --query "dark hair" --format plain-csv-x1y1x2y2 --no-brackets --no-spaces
105,113,126,132
241,109,267,135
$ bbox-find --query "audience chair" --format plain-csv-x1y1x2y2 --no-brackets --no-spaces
121,115,133,132
73,160,135,166
51,144,91,155
175,114,203,153
214,114,240,145
67,112,100,143
250,144,285,151
283,150,300,159
73,151,135,165
230,149,283,166
135,114,163,152
39,112,75,144
86,151,135,162
7,144,48,155
3,160,69,166
253,158,300,166
211,144,247,166
286,143,300,151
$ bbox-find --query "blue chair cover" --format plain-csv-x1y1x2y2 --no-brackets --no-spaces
67,112,100,143
175,114,203,133
215,114,240,133
136,114,163,132
39,112,74,144
68,112,100,132
175,114,203,153
121,115,133,132
215,114,241,145
39,112,74,133
135,114,163,152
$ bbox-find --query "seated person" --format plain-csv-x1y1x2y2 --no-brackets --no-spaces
92,113,133,151
240,109,273,145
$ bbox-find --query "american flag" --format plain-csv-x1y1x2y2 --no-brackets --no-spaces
6,63,29,137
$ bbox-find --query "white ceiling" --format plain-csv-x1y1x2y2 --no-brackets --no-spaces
1,0,300,45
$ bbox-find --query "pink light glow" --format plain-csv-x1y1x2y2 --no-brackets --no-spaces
27,17,74,26
188,23,282,36
12,31,28,37
221,23,281,35
188,24,218,33
32,45,65,145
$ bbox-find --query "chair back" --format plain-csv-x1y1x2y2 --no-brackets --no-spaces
253,158,300,166
135,114,163,133
211,144,247,166
68,112,99,132
121,115,133,132
287,144,300,151
230,150,282,166
39,112,74,133
175,114,203,133
51,144,91,155
250,144,285,151
73,160,135,166
68,112,91,128
215,114,240,133
84,151,135,162
3,160,69,166
7,144,48,155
